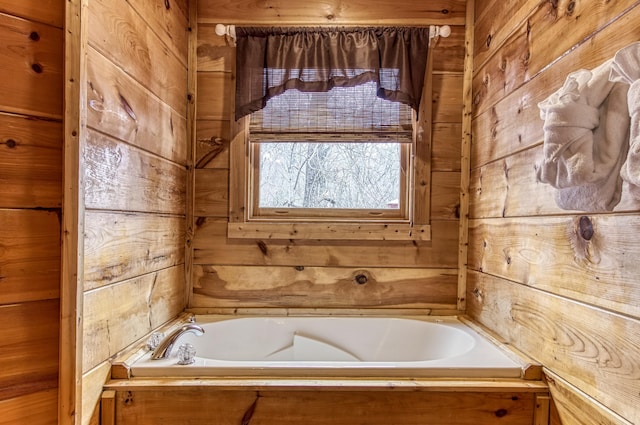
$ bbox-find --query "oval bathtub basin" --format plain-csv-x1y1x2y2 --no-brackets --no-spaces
130,316,523,378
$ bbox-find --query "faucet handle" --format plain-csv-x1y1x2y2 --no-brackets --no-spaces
177,343,196,365
146,332,164,351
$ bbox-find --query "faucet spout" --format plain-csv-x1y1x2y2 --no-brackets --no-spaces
151,323,205,360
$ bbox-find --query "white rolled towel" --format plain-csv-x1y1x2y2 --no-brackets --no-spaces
537,59,630,211
610,42,640,198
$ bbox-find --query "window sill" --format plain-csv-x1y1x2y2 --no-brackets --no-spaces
227,222,431,241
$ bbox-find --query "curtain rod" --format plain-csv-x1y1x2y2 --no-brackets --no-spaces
214,24,451,43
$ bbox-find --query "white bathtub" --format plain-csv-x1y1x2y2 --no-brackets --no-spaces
130,316,524,378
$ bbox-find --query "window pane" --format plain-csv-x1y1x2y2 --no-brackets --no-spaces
258,142,401,209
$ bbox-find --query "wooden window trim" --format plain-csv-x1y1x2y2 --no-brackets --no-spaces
228,114,432,241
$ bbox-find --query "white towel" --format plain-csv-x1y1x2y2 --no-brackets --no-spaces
536,60,630,211
610,42,640,199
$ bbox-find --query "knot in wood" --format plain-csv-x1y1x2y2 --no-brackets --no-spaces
495,409,508,418
5,139,17,148
354,274,368,285
579,216,594,241
29,31,40,41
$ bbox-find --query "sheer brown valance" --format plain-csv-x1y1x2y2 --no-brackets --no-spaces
235,26,431,120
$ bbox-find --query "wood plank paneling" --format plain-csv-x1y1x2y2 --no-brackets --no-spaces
0,0,63,27
471,1,640,167
469,2,640,423
126,0,190,67
194,169,229,216
432,171,461,220
0,300,59,401
0,209,60,304
197,0,467,25
193,4,464,311
433,74,464,123
83,211,185,291
195,119,230,169
84,130,187,214
432,123,462,171
82,265,185,372
467,271,640,424
468,215,640,318
197,26,233,72
545,369,633,425
0,13,63,119
87,0,188,116
86,47,188,164
193,265,457,308
197,72,232,120
0,113,62,208
194,219,459,268
0,389,58,425
114,389,535,425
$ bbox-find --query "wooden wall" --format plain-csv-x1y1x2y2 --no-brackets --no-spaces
468,0,640,424
191,0,466,313
0,2,63,424
73,0,190,423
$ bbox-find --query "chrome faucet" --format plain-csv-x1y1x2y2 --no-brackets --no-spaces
151,323,205,360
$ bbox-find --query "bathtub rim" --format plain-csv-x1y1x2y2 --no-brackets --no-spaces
111,313,542,381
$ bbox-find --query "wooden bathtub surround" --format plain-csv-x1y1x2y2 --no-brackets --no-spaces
102,314,549,425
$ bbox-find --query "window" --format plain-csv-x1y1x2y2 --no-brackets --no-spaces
228,26,433,241
249,82,412,221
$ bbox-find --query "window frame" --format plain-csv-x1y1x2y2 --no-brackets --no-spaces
227,111,432,241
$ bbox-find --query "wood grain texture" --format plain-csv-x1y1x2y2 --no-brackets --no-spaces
194,168,229,216
0,300,59,401
0,113,62,208
81,362,112,425
0,209,60,304
197,72,233,120
431,171,461,220
197,25,234,72
84,129,187,214
126,0,189,67
433,74,464,123
0,12,63,119
195,119,231,169
0,389,58,425
113,388,535,425
192,265,457,308
469,146,640,219
86,47,188,164
194,218,459,268
545,369,632,425
87,0,188,116
468,215,640,318
432,123,462,172
471,1,640,167
467,271,640,424
0,0,63,27
83,211,186,290
197,0,467,25
82,265,186,372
